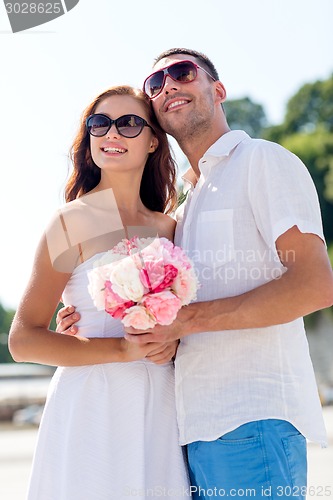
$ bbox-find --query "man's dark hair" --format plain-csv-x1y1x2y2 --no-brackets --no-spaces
154,48,220,81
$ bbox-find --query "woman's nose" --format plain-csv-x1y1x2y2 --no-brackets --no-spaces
106,124,120,138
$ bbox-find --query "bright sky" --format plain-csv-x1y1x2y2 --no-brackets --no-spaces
0,0,332,309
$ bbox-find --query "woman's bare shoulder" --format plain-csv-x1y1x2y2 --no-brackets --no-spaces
154,212,176,241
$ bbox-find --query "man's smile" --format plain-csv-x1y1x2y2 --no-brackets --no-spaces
163,97,191,112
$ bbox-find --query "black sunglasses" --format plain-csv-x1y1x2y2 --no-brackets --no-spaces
86,113,154,138
143,59,216,99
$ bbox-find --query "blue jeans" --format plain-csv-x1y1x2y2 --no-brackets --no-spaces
187,419,307,499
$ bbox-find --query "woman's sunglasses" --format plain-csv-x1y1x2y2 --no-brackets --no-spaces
86,113,154,138
143,60,216,99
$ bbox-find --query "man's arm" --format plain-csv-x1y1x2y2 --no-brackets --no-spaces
125,226,333,343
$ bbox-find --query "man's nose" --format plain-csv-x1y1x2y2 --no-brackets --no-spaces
162,75,179,95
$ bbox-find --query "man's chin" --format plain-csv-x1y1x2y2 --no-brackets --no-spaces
158,119,184,139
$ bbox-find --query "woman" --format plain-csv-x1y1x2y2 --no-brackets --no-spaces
9,86,190,499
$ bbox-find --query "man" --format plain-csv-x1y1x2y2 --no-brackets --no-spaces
58,49,333,499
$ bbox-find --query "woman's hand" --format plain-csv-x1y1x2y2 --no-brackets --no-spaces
146,340,179,364
56,305,81,335
119,338,168,363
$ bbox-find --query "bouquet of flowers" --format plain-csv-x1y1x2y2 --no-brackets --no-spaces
87,236,199,330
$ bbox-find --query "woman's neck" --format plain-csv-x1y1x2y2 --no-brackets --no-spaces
92,172,148,218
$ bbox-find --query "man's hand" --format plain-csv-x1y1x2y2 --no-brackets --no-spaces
124,307,191,344
56,305,81,335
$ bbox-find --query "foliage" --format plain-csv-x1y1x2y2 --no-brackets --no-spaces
328,243,333,266
284,75,333,134
49,302,64,331
0,302,15,363
264,75,333,142
224,97,268,138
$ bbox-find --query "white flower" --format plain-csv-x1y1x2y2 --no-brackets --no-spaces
121,305,156,330
109,256,144,302
171,266,199,305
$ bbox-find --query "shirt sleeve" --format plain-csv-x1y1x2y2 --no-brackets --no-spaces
247,140,325,252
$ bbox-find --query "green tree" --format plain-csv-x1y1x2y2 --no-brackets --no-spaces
284,75,333,134
264,75,333,142
49,302,64,331
0,302,15,363
224,97,268,138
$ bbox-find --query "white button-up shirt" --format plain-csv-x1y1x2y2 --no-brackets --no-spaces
174,130,327,446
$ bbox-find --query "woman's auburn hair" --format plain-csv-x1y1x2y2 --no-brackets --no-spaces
65,85,177,214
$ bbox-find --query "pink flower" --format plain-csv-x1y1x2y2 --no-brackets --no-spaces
160,238,192,270
122,305,156,330
153,264,178,292
140,261,178,293
142,291,182,325
139,259,165,290
104,281,134,319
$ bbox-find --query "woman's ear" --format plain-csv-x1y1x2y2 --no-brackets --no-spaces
149,136,159,153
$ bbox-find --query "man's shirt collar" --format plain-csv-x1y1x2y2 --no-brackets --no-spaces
182,130,250,187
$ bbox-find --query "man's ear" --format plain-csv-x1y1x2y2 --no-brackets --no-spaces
149,136,159,153
215,81,227,104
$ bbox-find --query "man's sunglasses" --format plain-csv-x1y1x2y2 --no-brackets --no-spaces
86,113,154,138
143,60,216,99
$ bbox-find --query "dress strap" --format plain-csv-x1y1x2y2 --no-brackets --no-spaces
58,210,84,264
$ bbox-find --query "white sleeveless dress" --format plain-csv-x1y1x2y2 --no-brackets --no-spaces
27,254,190,499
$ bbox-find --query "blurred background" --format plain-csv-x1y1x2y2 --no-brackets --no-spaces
0,0,332,498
